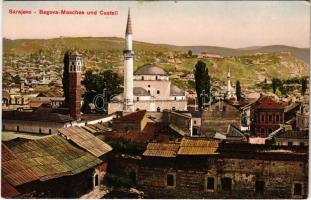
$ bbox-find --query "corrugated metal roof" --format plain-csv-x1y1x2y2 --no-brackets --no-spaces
58,126,112,157
2,144,39,186
7,135,103,182
143,143,180,157
177,138,219,155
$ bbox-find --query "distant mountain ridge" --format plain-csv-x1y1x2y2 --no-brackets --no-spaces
3,37,309,63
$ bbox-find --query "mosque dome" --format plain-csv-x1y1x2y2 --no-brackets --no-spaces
134,87,150,96
170,85,185,96
134,64,168,76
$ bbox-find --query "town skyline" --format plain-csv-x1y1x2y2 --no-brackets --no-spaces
3,1,310,48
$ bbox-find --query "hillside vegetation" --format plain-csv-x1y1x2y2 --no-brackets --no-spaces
3,37,309,89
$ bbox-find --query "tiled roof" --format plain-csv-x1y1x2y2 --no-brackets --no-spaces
169,124,189,136
253,96,286,109
170,84,185,96
275,130,308,139
7,135,103,181
2,144,39,186
177,138,219,155
226,124,246,140
134,87,150,96
2,111,74,123
116,110,146,122
58,126,112,157
143,143,180,157
284,102,301,113
1,178,20,198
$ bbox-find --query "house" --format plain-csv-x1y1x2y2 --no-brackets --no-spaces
201,100,241,135
250,96,286,137
135,139,308,199
2,131,112,198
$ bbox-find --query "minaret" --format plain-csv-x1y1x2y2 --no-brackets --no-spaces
227,66,232,98
123,9,134,112
69,51,82,120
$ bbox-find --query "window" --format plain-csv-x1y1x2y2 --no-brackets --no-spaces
261,115,265,122
174,97,177,100
148,85,150,87
194,120,197,124
192,128,198,136
207,177,215,191
137,97,140,101
157,90,160,94
39,128,42,134
157,107,161,112
294,183,302,196
2,124,5,131
221,177,232,192
255,180,265,194
136,108,140,111
49,129,52,134
166,174,175,188
156,76,158,80
148,90,150,94
276,115,279,122
288,142,293,146
94,174,99,186
17,126,19,132
129,171,137,184
141,76,144,80
269,115,272,122
172,107,176,111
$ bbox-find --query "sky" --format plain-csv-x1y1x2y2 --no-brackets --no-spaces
3,1,310,48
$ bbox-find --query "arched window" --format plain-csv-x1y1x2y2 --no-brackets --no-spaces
148,90,150,94
137,97,140,101
174,97,177,100
157,90,160,94
148,85,150,88
141,76,144,80
156,76,158,80
157,107,161,112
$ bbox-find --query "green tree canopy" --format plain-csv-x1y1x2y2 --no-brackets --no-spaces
81,70,123,113
236,80,242,101
194,60,211,109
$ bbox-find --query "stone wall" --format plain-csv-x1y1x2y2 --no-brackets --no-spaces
135,156,307,199
2,120,69,134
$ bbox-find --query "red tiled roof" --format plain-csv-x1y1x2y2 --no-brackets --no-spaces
143,143,180,157
253,96,286,109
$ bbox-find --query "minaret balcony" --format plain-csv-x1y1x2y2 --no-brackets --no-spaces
123,50,134,58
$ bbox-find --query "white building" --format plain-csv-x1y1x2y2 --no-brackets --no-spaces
108,10,187,114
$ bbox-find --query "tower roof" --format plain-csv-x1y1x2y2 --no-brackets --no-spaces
126,9,133,34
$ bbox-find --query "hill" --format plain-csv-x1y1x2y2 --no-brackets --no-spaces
3,37,310,90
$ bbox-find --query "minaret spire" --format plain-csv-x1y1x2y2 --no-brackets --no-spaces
126,8,133,35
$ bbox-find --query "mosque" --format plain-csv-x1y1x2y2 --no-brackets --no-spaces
108,10,187,114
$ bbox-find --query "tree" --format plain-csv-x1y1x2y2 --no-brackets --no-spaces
301,78,307,95
62,51,70,107
188,50,193,57
81,70,123,113
236,80,242,101
12,75,21,84
272,78,282,94
194,60,211,109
